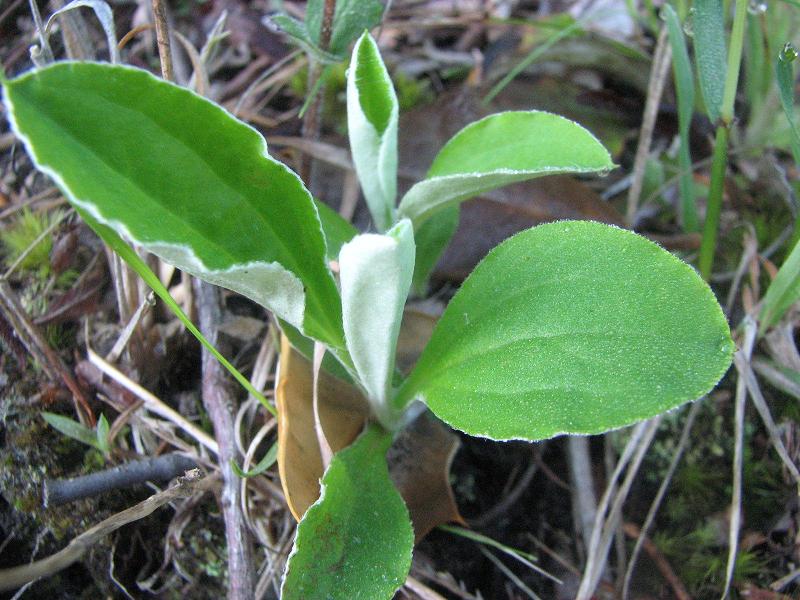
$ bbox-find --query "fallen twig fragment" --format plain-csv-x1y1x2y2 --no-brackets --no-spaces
43,452,198,506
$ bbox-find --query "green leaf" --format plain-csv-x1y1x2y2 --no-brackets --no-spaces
693,0,727,123
2,62,344,349
663,4,699,232
42,412,100,450
265,14,341,63
95,413,110,454
760,238,800,332
397,111,614,228
339,220,415,427
306,0,384,57
347,32,398,232
231,442,278,478
775,44,800,165
282,424,414,600
315,199,357,262
77,206,277,417
395,221,734,441
411,205,460,296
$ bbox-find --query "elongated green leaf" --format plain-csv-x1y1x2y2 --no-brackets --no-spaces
42,412,99,450
231,442,278,478
96,413,110,454
775,43,800,165
340,220,415,426
2,62,344,348
397,111,614,228
306,0,384,57
664,4,699,232
760,238,800,332
693,0,727,123
282,425,413,600
411,205,460,295
395,221,734,441
77,206,277,416
347,32,398,231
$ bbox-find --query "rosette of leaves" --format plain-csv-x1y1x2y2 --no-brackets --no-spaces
1,32,734,599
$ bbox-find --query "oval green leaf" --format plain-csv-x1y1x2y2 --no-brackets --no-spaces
2,62,344,348
397,111,615,228
282,424,414,600
395,221,734,441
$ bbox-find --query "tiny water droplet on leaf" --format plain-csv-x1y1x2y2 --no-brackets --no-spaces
780,42,798,63
747,0,768,14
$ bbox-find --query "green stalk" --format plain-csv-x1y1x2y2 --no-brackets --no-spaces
698,0,748,280
698,126,729,279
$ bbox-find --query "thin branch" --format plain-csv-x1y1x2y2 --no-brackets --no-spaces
43,453,197,506
626,27,672,226
151,0,174,82
195,279,255,600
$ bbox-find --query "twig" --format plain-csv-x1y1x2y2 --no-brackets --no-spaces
626,27,672,226
195,279,255,600
43,452,197,506
106,291,155,363
723,317,757,600
299,0,337,183
576,418,661,600
0,470,216,592
623,402,700,600
479,546,541,600
622,523,692,600
87,347,218,453
150,0,174,82
0,278,94,425
568,435,597,557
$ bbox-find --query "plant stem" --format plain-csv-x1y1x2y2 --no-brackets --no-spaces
698,0,747,280
698,125,729,280
150,0,174,82
195,279,256,600
299,0,337,183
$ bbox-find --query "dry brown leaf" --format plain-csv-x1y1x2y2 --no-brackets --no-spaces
276,334,370,520
388,411,464,542
277,312,465,539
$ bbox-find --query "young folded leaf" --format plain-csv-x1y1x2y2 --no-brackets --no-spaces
282,424,414,600
397,111,615,228
2,62,345,348
347,32,398,231
394,221,734,441
339,219,415,427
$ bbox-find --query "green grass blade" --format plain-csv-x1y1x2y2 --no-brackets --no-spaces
775,43,800,165
78,207,276,417
760,237,800,333
664,4,699,232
